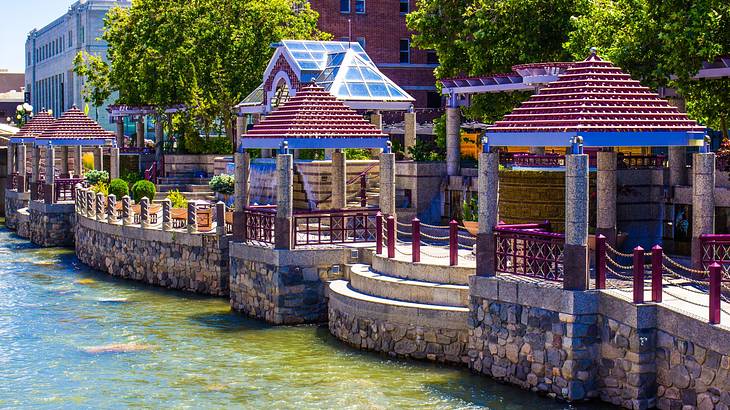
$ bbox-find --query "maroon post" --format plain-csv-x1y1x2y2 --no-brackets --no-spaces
709,262,721,325
387,215,395,259
375,212,383,255
360,174,367,208
412,218,421,263
651,245,663,303
633,246,644,304
449,220,458,267
595,234,606,289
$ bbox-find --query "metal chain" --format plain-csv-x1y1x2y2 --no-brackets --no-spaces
662,265,710,286
662,254,709,276
458,234,476,241
606,243,633,258
420,232,450,240
605,265,635,280
606,255,634,271
419,222,451,230
396,229,412,236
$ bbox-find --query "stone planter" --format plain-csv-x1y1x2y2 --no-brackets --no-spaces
463,220,479,236
588,232,628,252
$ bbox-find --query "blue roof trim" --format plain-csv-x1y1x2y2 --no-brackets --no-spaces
240,137,390,150
33,139,114,147
485,131,707,147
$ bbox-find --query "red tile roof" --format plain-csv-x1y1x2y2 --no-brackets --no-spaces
15,111,56,138
37,106,115,142
245,85,388,139
489,53,705,134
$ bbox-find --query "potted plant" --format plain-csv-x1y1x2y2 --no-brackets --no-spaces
461,194,479,236
209,174,235,204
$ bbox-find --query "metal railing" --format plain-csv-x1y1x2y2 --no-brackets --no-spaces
243,207,276,244
54,178,84,203
294,208,379,247
494,225,565,282
618,154,667,169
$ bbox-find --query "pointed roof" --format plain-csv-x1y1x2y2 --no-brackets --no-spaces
486,51,706,147
240,84,389,150
11,111,56,142
35,106,115,146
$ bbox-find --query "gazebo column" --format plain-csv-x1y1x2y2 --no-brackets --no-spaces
370,111,383,157
233,151,251,241
692,150,716,268
529,146,545,155
332,149,347,209
446,102,461,176
136,116,145,147
94,146,104,171
110,145,120,180
7,142,15,178
73,146,83,177
596,150,618,245
16,144,27,192
31,145,40,196
404,109,417,159
380,145,396,218
155,115,163,164
236,115,246,151
60,147,70,177
44,144,55,203
115,117,125,148
476,146,499,276
669,146,688,187
564,140,589,291
275,151,293,250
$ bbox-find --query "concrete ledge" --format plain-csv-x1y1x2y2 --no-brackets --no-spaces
5,189,30,202
29,200,75,214
230,241,354,266
372,253,472,285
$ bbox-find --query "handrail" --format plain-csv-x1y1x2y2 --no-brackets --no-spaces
294,207,379,216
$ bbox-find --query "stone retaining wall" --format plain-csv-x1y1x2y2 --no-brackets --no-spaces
29,201,75,247
229,243,353,324
4,189,29,230
75,215,230,296
16,208,30,238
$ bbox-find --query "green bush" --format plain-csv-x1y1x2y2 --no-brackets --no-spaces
85,169,109,185
131,180,156,203
108,178,130,199
179,134,233,154
91,182,109,196
166,190,188,208
344,149,372,160
121,171,143,188
209,174,235,195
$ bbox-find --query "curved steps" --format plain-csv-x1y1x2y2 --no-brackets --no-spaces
371,253,473,285
349,264,468,307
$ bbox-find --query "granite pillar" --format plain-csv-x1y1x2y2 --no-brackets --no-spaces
564,153,589,290
110,147,120,180
94,146,103,171
379,151,396,217
115,117,125,147
446,106,461,176
596,151,617,245
7,143,14,177
155,115,163,164
692,152,716,268
31,145,40,185
44,145,55,203
60,146,70,177
404,111,416,159
275,153,293,249
669,146,688,187
136,116,145,147
73,146,83,177
332,149,346,209
477,151,499,277
16,144,26,192
528,146,546,155
370,112,383,157
233,152,250,241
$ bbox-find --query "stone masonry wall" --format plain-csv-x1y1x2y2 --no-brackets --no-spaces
75,215,230,296
228,243,351,324
4,189,29,230
29,202,75,247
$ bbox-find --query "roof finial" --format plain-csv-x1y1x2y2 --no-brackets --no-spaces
590,47,597,55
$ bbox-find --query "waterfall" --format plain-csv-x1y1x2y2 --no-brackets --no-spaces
249,159,277,206
295,160,321,210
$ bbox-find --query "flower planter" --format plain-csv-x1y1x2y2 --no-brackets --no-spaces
463,221,479,236
588,232,628,252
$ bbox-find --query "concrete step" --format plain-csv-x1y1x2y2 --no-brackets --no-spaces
154,191,214,201
371,253,472,285
349,264,468,307
157,184,212,193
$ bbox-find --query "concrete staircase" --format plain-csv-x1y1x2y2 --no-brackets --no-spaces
156,174,215,201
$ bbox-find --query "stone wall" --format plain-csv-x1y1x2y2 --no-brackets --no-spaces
229,243,353,324
16,208,30,238
75,215,230,296
4,189,29,230
28,201,75,247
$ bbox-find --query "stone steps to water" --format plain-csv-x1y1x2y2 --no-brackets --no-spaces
371,253,472,285
348,264,468,307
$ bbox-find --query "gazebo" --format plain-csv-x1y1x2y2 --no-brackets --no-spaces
233,84,393,250
475,51,708,288
7,110,56,193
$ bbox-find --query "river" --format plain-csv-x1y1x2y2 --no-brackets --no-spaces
0,225,610,409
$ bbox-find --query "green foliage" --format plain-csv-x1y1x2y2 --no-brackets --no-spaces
179,134,233,154
297,150,324,160
343,149,372,160
131,180,156,203
166,190,188,209
407,139,444,162
84,170,110,185
209,174,235,195
108,178,130,199
462,194,478,222
121,171,143,187
91,182,109,196
73,51,112,121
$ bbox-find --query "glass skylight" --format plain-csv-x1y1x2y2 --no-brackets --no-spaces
280,40,372,73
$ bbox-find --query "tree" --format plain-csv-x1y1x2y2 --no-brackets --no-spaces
73,51,111,120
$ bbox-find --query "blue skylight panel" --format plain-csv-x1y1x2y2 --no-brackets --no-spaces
348,83,369,97
299,61,320,70
284,41,307,51
367,83,389,97
344,67,364,81
305,42,326,51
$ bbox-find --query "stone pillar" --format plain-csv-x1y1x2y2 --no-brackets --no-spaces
16,144,27,192
446,106,461,176
692,152,716,268
78,187,86,216
115,117,125,147
233,152,250,241
216,201,226,236
141,197,150,228
162,199,172,231
596,151,618,245
528,146,546,155
155,115,163,163
404,111,416,159
136,116,145,147
122,195,132,226
107,194,117,223
275,153,293,249
564,152,590,291
44,145,55,203
669,146,688,187
380,150,396,217
60,147,70,177
236,115,246,152
110,146,120,180
96,193,105,221
324,149,335,160
370,111,383,157
476,151,499,277
332,149,347,209
73,146,83,177
7,143,14,176
187,201,197,233
94,146,103,171
31,146,40,184
87,190,95,218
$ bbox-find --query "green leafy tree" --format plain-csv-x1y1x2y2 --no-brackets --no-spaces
73,51,112,120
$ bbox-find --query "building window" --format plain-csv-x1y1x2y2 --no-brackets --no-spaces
79,26,85,44
426,51,438,65
356,37,366,49
27,52,31,66
355,0,365,13
400,0,409,14
399,39,410,64
427,92,442,108
68,31,73,47
340,0,349,13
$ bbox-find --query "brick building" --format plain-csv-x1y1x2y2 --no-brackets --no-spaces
309,0,440,110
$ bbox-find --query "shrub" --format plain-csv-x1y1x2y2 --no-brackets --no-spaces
462,194,478,222
108,178,129,199
82,152,95,171
131,180,156,203
344,149,372,160
166,190,188,209
209,174,235,195
85,169,109,185
91,182,109,196
121,171,143,188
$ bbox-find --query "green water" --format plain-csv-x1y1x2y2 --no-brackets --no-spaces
0,226,609,409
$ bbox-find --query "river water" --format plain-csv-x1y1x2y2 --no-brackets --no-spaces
0,225,609,409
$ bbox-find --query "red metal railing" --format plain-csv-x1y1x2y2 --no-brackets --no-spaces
7,172,19,190
293,208,379,247
243,207,275,244
700,234,730,278
121,147,155,155
54,178,84,203
618,154,667,169
314,162,380,208
513,153,565,168
32,179,45,201
144,162,159,185
494,225,565,282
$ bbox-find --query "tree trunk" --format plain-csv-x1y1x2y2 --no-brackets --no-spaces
722,117,728,140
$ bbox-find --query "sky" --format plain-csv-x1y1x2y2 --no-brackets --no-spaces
0,0,72,72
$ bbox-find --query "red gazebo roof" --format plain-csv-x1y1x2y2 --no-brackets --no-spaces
489,53,705,134
14,111,56,139
36,106,115,145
